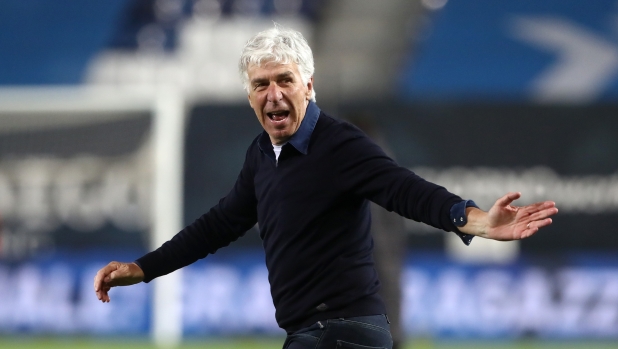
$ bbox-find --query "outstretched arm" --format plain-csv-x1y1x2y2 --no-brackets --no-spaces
458,192,558,241
94,261,145,302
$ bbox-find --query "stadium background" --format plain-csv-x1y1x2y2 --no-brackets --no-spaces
1,0,618,348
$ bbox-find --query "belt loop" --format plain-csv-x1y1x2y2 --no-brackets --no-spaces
385,314,391,324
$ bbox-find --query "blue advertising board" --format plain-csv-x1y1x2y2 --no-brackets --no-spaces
2,248,618,339
0,249,150,335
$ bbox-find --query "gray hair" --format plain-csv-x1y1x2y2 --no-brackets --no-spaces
239,24,316,102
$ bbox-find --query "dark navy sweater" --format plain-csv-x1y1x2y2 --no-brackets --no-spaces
135,102,468,333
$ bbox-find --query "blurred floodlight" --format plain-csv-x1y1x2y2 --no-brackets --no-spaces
234,0,263,17
137,24,167,52
155,0,184,22
274,0,302,16
421,0,448,11
193,0,222,20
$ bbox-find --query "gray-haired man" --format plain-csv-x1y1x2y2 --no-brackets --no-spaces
94,25,558,349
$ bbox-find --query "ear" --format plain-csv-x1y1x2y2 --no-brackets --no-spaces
305,77,314,100
247,93,253,108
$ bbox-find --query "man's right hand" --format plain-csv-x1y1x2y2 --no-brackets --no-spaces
93,261,145,303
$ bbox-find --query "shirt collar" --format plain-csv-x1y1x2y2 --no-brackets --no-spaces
257,101,320,156
287,101,320,155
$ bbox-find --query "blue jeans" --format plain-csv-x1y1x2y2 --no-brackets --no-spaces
282,315,393,349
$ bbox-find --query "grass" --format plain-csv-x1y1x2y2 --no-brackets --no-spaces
1,337,283,349
0,337,616,349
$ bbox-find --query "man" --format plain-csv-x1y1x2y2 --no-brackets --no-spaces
94,25,558,349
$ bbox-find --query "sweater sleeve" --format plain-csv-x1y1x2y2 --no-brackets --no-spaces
332,123,463,232
136,144,259,283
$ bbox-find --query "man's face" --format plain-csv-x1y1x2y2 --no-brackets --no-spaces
247,61,313,145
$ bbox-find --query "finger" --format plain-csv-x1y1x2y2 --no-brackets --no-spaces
94,267,110,291
96,289,105,301
94,269,108,292
94,262,119,291
102,285,112,302
495,192,521,208
103,285,111,302
96,287,110,302
527,218,553,231
105,266,129,286
106,271,119,285
522,225,538,239
522,216,555,239
527,207,559,222
522,201,557,213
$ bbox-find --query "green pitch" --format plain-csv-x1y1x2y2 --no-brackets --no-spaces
0,337,282,349
0,337,616,349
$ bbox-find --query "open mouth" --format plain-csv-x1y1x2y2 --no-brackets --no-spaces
267,110,290,122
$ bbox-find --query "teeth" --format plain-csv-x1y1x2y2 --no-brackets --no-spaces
267,111,288,119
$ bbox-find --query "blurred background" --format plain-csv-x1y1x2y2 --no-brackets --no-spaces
1,0,618,348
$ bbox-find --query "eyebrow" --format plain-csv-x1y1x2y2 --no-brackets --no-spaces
251,71,295,86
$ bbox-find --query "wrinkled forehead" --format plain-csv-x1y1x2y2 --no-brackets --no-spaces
247,61,300,78
249,59,296,69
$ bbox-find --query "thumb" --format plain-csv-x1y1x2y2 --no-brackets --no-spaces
495,192,521,208
107,271,117,281
104,265,124,284
105,269,125,285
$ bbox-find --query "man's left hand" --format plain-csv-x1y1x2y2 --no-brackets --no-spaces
461,192,558,241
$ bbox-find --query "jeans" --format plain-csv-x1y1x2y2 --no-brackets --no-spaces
282,315,393,349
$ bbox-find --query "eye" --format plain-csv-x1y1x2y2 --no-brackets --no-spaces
253,82,267,91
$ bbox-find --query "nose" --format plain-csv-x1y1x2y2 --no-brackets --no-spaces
266,83,283,103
